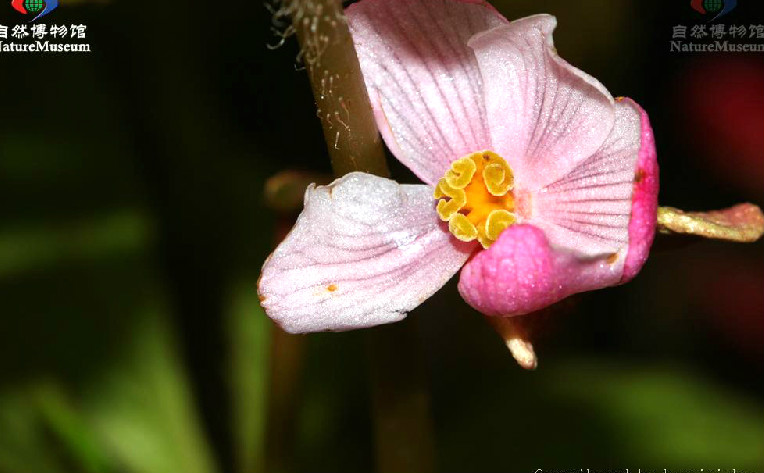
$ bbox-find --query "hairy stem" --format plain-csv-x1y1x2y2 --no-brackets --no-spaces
287,0,390,177
270,1,434,473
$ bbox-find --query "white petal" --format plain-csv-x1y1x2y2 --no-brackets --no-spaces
258,172,474,333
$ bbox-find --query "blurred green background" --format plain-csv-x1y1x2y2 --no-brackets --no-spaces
1,0,763,472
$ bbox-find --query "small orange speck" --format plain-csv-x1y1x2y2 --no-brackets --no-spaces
258,294,266,302
634,169,646,184
606,253,618,265
327,284,338,292
615,96,625,102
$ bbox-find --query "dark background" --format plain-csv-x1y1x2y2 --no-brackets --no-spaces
1,0,763,472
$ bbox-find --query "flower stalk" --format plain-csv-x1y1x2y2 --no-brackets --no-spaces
286,0,389,177
279,1,434,472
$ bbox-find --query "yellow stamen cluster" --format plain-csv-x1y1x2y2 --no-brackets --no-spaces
434,151,516,249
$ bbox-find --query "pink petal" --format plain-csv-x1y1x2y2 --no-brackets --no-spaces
620,98,659,283
468,14,616,190
346,0,506,185
531,99,644,273
458,224,622,317
258,172,475,333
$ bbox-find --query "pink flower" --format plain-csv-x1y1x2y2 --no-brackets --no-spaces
258,0,658,333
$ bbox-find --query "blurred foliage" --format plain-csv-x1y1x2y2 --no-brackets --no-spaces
1,0,762,472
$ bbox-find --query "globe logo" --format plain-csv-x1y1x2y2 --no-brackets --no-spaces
703,0,723,12
9,0,58,20
690,0,737,20
24,0,43,12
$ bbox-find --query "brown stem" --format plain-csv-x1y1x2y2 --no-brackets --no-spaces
367,319,436,473
269,2,435,473
288,0,390,177
263,329,305,473
264,221,307,473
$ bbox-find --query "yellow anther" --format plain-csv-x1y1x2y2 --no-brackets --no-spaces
434,179,466,221
434,150,517,249
448,214,478,242
477,232,493,250
485,209,516,241
444,157,477,189
483,162,513,196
